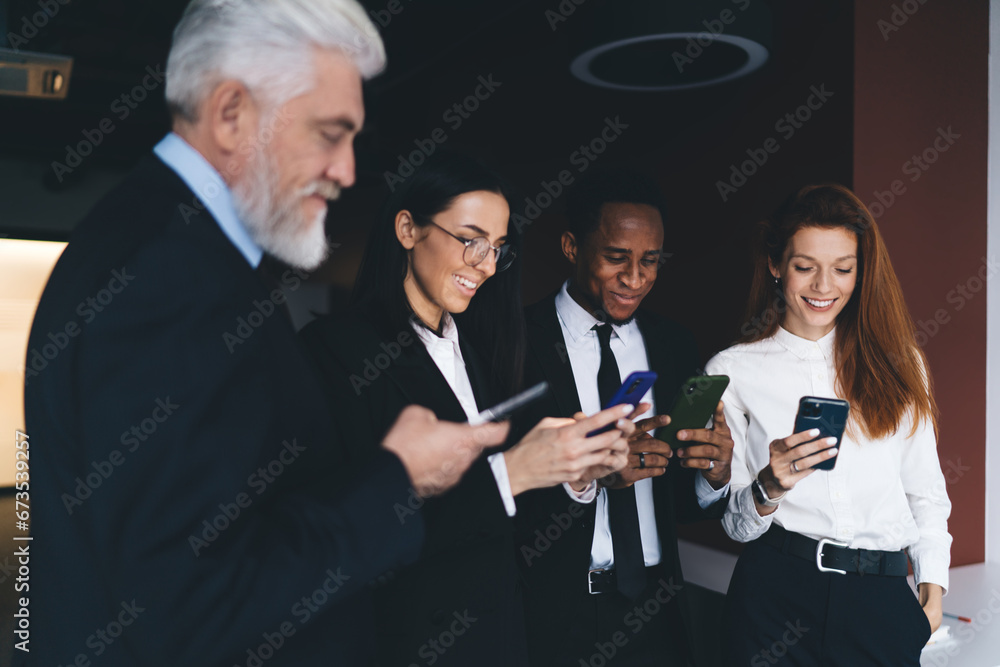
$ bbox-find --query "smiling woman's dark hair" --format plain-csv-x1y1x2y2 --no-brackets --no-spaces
352,151,526,395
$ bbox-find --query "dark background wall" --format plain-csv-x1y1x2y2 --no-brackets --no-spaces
0,0,986,565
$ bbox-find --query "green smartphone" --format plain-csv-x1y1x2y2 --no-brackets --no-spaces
656,375,730,447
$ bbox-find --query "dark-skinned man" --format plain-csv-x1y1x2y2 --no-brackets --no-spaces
515,169,733,667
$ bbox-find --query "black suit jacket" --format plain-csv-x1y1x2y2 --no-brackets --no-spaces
514,292,727,666
21,156,423,666
300,306,529,667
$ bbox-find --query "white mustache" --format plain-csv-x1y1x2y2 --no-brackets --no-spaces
300,181,341,201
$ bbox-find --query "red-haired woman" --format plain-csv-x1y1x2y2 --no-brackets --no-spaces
706,183,951,665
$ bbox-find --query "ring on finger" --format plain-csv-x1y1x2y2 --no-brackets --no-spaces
638,452,646,469
708,460,714,470
791,460,800,474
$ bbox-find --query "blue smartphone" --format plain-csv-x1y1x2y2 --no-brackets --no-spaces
793,396,850,471
586,371,658,437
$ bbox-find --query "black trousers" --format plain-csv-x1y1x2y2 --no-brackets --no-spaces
532,564,691,667
724,537,933,666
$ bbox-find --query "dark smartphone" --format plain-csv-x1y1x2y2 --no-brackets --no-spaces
793,396,850,471
586,371,658,437
657,375,730,447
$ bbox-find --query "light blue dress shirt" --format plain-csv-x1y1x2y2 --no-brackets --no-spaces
153,132,263,268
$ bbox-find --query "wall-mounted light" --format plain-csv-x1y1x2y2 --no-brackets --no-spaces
0,47,73,100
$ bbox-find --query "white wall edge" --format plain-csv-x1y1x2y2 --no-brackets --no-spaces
986,0,1000,564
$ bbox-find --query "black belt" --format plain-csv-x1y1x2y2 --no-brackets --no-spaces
759,524,909,577
588,564,662,594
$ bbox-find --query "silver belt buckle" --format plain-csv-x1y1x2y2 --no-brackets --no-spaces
588,568,605,595
816,537,850,575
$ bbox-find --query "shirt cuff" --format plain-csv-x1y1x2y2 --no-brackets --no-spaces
722,485,773,543
695,474,729,509
563,480,598,504
488,452,517,517
909,552,951,596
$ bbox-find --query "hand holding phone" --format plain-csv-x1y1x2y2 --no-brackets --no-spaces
657,375,730,447
792,397,849,471
586,371,658,437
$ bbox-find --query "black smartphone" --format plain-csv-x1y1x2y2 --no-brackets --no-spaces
586,371,658,437
793,396,850,471
657,375,730,447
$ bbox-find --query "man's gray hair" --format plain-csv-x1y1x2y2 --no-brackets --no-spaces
165,0,385,121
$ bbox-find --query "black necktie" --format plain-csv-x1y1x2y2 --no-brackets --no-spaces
593,323,646,599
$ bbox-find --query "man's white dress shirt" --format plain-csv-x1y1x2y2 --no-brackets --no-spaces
554,282,728,569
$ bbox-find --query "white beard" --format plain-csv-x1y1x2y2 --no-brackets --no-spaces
232,144,340,271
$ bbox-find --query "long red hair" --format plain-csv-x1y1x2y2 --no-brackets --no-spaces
739,183,938,439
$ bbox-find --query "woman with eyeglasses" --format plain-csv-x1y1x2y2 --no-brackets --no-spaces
300,151,633,666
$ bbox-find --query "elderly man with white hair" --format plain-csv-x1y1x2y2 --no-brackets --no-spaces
20,1,559,664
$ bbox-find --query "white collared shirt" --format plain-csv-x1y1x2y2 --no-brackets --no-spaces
411,314,517,517
705,326,952,590
153,133,262,268
554,282,727,569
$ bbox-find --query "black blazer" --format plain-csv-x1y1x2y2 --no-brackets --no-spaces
22,156,423,667
300,306,529,667
513,292,727,666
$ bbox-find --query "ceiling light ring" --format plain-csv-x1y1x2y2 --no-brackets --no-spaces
570,32,769,92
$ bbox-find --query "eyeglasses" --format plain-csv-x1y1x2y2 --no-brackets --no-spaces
426,220,517,272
